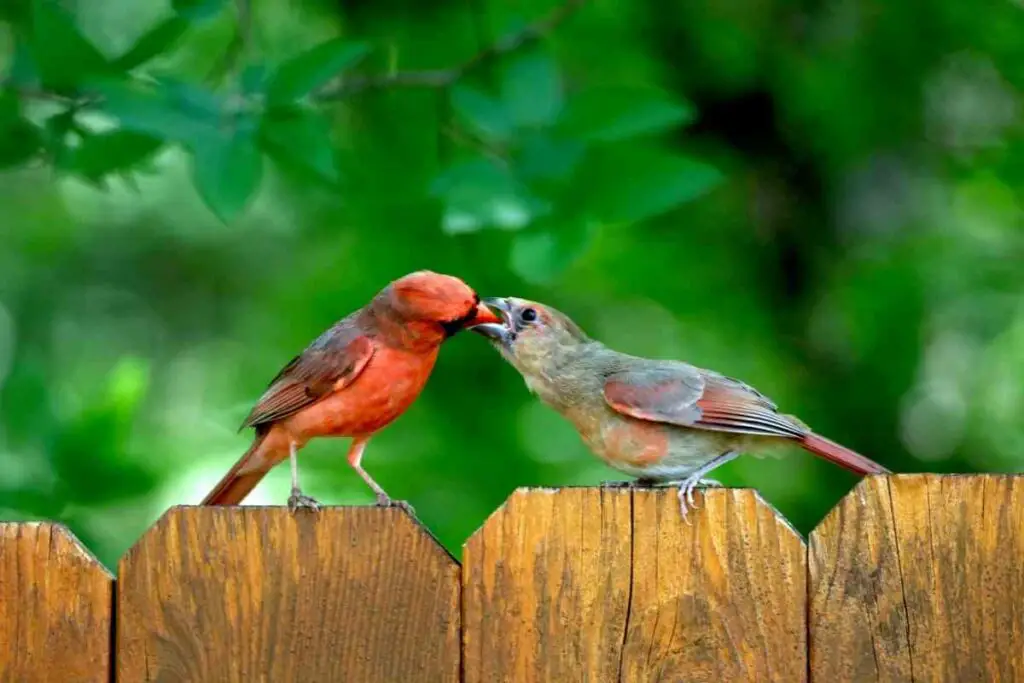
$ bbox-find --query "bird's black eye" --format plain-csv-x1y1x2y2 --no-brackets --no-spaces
520,308,538,323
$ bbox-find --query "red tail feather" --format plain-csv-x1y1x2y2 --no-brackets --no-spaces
201,434,273,506
799,432,890,476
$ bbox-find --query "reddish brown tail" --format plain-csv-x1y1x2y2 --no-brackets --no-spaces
201,434,273,506
799,432,891,476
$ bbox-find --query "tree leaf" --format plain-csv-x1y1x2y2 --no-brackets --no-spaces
0,91,41,168
240,64,268,96
431,157,547,234
7,38,40,86
500,48,563,128
266,40,370,105
260,107,339,184
583,147,723,224
28,0,109,90
62,131,163,182
0,0,29,24
39,108,78,163
560,86,696,142
113,16,190,70
172,0,224,21
514,133,585,183
450,85,513,142
94,79,221,148
192,125,262,222
509,220,596,285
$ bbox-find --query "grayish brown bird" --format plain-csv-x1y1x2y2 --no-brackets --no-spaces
472,297,890,517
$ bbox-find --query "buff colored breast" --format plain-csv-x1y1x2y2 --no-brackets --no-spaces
565,403,751,480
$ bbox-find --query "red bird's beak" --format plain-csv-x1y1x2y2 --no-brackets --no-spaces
468,301,502,326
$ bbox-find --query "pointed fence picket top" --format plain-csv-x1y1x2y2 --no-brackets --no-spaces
809,474,1024,681
0,522,113,683
462,487,807,682
115,506,461,683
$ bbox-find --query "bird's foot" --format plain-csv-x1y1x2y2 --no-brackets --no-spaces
287,488,321,513
676,477,723,525
375,492,416,517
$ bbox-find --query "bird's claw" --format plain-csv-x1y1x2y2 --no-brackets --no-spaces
677,477,723,524
287,489,321,513
375,493,416,517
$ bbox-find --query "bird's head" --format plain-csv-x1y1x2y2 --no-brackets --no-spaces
469,296,590,376
380,270,500,342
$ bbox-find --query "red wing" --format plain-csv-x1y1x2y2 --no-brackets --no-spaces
603,365,805,438
240,335,375,429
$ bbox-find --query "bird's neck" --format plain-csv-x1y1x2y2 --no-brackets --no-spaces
363,307,444,353
522,341,608,412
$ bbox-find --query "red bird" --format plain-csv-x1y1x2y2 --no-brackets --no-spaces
472,297,890,517
201,271,500,511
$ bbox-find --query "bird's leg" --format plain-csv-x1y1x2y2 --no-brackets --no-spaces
287,441,320,512
346,437,415,516
660,451,740,524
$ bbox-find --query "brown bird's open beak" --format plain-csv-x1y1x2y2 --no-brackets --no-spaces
468,297,514,345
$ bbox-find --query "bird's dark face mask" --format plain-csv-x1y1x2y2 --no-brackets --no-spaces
441,296,502,339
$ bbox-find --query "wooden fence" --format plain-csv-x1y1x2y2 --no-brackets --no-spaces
1,474,1022,682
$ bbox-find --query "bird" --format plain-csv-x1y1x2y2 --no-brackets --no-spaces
200,270,501,511
471,297,890,518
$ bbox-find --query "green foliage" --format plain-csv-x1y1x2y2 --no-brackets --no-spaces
192,121,262,222
500,49,563,128
172,0,225,22
265,39,369,104
3,0,717,255
112,17,190,71
559,85,696,142
59,131,162,183
0,90,40,167
26,0,109,89
259,108,339,184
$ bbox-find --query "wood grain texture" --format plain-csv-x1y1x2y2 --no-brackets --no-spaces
462,487,806,682
117,506,460,683
809,474,1024,682
0,523,113,683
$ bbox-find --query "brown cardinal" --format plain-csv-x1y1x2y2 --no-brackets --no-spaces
201,271,501,511
472,297,890,517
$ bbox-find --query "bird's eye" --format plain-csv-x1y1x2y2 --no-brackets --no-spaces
520,308,538,323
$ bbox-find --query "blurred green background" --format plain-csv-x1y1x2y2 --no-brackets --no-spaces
1,0,1022,569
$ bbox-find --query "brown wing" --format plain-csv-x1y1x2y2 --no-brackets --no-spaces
603,363,805,438
240,333,375,430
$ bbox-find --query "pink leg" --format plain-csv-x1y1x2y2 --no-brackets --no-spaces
346,437,414,515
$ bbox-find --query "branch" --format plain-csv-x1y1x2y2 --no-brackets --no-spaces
315,0,584,101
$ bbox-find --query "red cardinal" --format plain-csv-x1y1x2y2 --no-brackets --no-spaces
201,271,500,511
472,297,890,517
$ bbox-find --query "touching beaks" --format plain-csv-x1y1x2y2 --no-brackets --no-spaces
481,297,512,319
468,297,514,344
467,300,502,327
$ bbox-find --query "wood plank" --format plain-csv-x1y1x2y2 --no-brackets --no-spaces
0,523,113,683
116,506,460,683
462,487,806,682
809,474,1024,681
